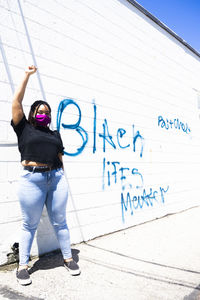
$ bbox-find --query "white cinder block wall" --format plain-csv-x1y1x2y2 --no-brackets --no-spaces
0,0,200,264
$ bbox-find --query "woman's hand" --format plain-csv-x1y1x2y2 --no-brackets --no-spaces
25,65,37,76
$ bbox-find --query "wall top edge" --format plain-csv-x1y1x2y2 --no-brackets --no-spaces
127,0,200,59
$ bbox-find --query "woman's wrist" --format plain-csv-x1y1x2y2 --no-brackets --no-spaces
24,72,31,79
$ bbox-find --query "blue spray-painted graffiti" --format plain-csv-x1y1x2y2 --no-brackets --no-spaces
57,99,88,156
57,99,169,222
57,98,144,157
158,115,191,134
93,100,97,154
102,159,144,191
121,186,169,222
102,157,169,222
98,121,144,156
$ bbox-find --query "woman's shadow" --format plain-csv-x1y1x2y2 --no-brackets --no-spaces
29,248,80,275
29,205,80,275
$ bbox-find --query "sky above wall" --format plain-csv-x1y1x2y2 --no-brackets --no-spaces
135,0,200,53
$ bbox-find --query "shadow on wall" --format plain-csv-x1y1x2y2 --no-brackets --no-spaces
183,284,200,299
4,209,61,267
36,207,59,257
4,208,59,266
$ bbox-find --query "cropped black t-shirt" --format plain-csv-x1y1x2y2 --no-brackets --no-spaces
11,115,64,168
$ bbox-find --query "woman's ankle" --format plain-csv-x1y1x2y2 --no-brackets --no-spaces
18,265,28,271
64,258,73,263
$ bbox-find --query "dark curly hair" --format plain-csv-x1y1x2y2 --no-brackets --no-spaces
28,100,51,126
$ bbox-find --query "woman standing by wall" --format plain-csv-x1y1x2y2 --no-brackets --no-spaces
11,66,80,286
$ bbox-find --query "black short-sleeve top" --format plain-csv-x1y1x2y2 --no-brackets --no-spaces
11,115,64,168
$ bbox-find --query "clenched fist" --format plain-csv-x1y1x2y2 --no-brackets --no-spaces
25,65,37,75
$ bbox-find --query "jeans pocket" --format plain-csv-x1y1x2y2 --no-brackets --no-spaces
57,168,64,175
21,169,32,178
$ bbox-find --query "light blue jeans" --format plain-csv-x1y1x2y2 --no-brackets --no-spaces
17,167,72,266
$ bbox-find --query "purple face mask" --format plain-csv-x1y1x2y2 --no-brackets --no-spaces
35,114,51,126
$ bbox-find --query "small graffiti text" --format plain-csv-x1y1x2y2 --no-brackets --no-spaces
158,115,191,134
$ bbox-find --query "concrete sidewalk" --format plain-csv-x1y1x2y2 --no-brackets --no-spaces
1,207,200,300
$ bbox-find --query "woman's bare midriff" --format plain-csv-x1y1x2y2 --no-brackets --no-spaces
22,160,49,167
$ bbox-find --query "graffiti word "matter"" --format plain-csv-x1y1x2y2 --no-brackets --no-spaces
121,186,169,222
158,116,191,134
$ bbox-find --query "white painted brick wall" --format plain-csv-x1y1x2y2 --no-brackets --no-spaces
0,0,200,264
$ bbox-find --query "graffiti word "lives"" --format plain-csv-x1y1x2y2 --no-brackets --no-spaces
121,186,169,222
158,116,191,134
57,98,144,156
102,158,143,190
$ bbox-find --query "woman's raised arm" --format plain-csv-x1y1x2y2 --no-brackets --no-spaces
12,65,37,125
